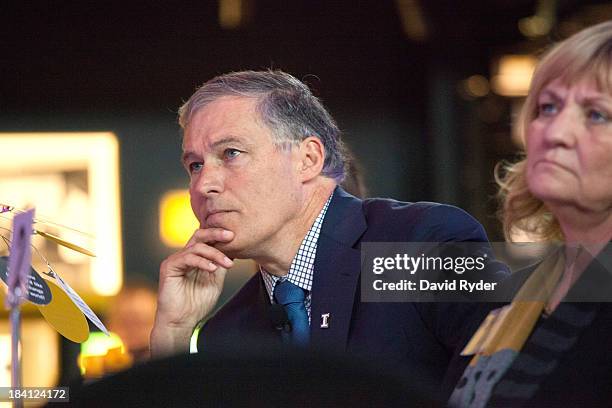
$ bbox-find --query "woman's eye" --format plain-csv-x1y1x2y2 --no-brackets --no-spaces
587,109,609,124
188,162,203,174
538,102,558,117
224,149,242,160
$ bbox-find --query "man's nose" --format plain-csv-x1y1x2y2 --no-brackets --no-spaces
194,163,224,196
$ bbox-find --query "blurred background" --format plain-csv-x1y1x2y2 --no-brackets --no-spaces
0,0,611,396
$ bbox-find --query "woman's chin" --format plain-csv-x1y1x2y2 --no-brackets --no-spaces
529,175,572,203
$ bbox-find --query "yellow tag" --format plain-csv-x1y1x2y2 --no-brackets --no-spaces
35,230,96,257
36,275,89,343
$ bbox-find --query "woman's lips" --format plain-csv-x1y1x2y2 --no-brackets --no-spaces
534,158,574,175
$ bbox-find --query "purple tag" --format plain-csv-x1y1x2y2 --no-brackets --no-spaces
7,209,34,306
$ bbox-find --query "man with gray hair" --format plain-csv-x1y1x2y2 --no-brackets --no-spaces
151,70,489,390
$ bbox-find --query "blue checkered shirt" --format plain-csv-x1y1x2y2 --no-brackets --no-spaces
261,193,333,325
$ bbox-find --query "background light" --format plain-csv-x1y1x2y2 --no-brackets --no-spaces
159,189,198,248
219,0,252,29
492,55,537,97
0,319,59,392
0,132,123,297
78,331,131,378
395,0,428,41
464,75,490,98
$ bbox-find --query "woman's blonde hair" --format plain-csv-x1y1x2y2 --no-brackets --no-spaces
497,20,612,241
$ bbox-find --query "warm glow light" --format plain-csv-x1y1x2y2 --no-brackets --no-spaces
0,319,59,390
159,189,198,248
80,331,125,358
78,331,131,377
57,186,91,264
0,334,10,408
518,0,555,38
0,335,9,388
492,55,537,97
464,75,490,98
519,15,552,37
219,0,243,29
395,0,428,41
88,134,123,296
0,133,123,296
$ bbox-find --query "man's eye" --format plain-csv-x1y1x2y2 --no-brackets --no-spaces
224,149,242,160
587,109,610,124
188,162,203,173
538,102,558,117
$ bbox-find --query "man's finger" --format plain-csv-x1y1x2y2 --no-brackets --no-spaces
187,228,234,247
188,243,234,269
163,252,223,278
183,253,221,273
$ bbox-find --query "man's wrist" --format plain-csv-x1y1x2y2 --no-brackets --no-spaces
149,322,194,358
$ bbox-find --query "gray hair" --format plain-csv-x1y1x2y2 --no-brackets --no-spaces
178,70,347,182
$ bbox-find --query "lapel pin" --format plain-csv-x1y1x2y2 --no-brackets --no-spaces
320,313,330,329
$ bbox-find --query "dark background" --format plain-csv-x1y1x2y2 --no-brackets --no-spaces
1,0,610,283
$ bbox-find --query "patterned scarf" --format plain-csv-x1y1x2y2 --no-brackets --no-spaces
448,248,566,407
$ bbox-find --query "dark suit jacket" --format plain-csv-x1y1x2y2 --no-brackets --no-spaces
197,187,493,393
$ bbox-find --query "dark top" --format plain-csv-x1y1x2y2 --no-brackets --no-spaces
196,187,504,397
443,245,612,407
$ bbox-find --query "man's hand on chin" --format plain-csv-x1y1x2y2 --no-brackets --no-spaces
150,228,235,358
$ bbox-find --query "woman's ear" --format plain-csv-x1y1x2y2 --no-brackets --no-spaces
297,136,326,182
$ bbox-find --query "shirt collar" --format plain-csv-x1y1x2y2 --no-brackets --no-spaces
261,192,333,301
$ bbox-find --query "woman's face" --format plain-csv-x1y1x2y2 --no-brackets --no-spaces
526,77,612,214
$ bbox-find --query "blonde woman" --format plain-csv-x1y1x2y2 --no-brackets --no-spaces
448,21,612,407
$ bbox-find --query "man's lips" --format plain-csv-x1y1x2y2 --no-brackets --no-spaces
204,210,235,224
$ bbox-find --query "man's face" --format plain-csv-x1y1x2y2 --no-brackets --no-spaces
182,96,303,259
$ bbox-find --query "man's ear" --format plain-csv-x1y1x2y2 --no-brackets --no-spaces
297,136,326,182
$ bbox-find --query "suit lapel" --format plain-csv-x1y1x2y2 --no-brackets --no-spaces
249,274,277,332
310,187,366,351
241,274,287,348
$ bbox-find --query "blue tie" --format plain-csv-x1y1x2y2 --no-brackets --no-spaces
273,280,309,347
